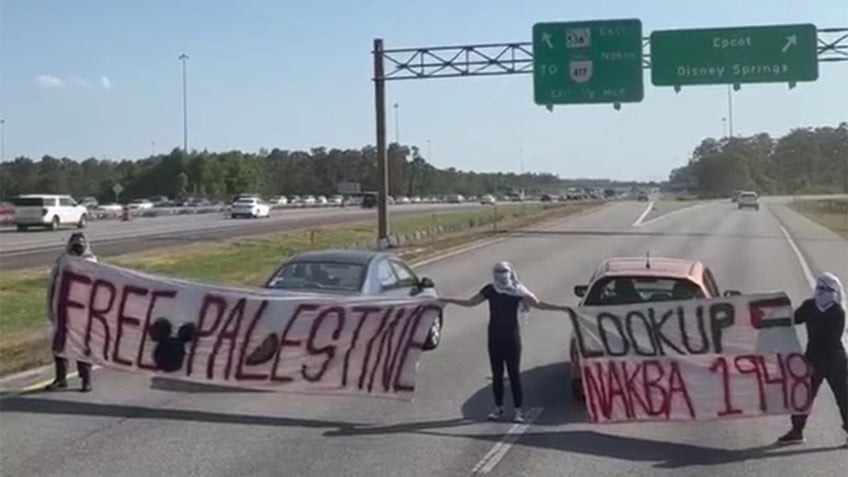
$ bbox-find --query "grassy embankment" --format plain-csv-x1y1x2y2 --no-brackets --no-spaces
789,198,848,240
0,202,599,376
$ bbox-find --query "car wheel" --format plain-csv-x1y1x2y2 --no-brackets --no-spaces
571,378,585,403
422,313,443,351
231,214,238,219
16,224,28,232
77,214,87,229
50,216,60,231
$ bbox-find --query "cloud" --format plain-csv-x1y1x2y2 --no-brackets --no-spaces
35,75,65,88
69,76,89,87
101,76,112,89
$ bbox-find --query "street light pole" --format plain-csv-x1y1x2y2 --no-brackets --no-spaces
0,118,5,162
393,102,399,144
726,85,734,138
426,139,431,161
179,53,189,153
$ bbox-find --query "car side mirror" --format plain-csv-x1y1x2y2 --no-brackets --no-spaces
723,289,741,297
419,277,435,288
574,285,588,298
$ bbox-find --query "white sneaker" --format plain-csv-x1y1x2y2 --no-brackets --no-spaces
513,408,525,423
487,406,504,421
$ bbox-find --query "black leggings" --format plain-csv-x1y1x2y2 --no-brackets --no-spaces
488,338,523,408
54,356,91,383
791,360,848,432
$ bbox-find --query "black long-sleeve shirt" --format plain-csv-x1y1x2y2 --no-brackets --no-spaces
794,298,847,369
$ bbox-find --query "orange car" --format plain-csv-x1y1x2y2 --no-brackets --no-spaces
568,256,740,402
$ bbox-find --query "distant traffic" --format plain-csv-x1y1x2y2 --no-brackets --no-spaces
1,187,649,231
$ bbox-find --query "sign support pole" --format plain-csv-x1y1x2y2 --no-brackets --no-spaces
373,38,389,243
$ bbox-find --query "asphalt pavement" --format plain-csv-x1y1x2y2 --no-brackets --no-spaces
1,198,846,476
0,202,493,270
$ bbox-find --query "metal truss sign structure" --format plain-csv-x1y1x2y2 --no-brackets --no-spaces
370,26,847,240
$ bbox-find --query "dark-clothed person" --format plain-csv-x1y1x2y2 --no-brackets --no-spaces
45,232,97,392
442,262,566,423
777,272,848,447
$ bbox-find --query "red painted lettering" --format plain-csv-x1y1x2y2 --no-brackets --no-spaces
622,361,647,416
392,305,432,393
271,303,319,383
785,352,813,412
208,298,247,380
235,300,270,381
734,355,765,411
186,294,226,376
113,285,148,365
605,360,631,418
53,270,91,353
666,361,695,418
642,360,668,417
710,356,742,416
367,308,404,392
757,354,788,410
358,307,394,389
84,278,114,360
302,306,345,382
583,362,610,422
341,306,379,387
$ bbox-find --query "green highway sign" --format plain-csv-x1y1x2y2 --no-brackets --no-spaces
650,24,819,86
532,19,644,105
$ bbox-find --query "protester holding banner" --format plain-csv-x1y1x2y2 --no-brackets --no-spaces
45,232,97,392
777,272,848,446
441,261,565,423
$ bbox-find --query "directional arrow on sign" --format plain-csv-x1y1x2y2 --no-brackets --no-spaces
541,32,553,49
782,34,797,53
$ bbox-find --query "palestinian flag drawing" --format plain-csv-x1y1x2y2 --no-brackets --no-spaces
748,295,793,329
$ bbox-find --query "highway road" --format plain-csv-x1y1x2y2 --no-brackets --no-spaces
0,202,494,270
1,198,846,476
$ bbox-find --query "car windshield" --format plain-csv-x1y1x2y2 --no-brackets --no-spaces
584,276,705,306
266,261,366,292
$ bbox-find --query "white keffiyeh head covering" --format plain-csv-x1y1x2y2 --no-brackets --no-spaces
814,272,845,312
813,272,847,349
492,262,537,314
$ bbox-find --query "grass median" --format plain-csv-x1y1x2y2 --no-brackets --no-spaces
0,201,600,377
789,198,848,239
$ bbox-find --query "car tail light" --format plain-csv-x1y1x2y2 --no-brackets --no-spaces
41,208,48,216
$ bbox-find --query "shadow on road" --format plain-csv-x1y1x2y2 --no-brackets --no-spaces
428,429,845,468
2,361,842,467
0,395,366,431
322,362,585,438
148,377,269,393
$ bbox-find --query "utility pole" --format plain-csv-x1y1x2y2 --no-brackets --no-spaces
179,53,189,153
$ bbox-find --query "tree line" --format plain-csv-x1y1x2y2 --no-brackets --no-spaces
0,144,572,202
668,122,848,197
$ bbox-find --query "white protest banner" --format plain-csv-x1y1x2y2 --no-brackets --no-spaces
566,293,814,423
48,256,444,400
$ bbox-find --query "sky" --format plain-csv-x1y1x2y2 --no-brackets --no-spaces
0,0,846,181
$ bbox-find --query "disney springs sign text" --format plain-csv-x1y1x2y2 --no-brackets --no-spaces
567,294,813,423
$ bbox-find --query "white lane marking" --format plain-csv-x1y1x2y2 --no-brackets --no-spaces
778,223,816,288
631,201,655,227
634,201,708,228
471,407,543,474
